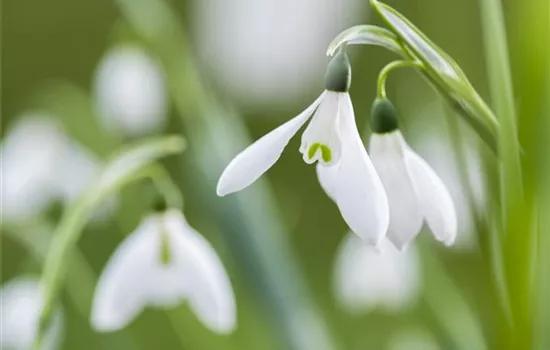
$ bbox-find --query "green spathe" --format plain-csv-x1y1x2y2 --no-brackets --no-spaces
371,98,399,133
325,51,352,92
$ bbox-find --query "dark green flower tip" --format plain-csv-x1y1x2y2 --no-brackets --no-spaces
152,195,168,213
324,51,351,92
371,98,399,133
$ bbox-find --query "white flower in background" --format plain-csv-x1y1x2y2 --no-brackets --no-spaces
368,99,457,250
193,0,364,105
217,52,389,244
333,234,420,313
0,115,101,222
0,278,63,350
91,209,236,334
387,329,439,350
94,45,167,136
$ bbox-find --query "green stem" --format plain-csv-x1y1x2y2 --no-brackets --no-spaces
478,0,528,348
376,60,425,98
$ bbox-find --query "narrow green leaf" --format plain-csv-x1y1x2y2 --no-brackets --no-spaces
35,136,185,347
326,25,405,56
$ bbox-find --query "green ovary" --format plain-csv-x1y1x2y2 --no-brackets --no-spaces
308,143,332,163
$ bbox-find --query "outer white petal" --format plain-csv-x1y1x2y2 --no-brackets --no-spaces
216,92,325,196
0,278,63,350
90,215,187,331
317,93,389,244
369,131,423,250
404,148,457,246
333,234,420,313
164,210,237,334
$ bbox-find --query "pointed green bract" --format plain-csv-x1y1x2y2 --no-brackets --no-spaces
326,25,405,57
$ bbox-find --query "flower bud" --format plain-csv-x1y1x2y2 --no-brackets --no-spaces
324,51,351,92
371,98,399,133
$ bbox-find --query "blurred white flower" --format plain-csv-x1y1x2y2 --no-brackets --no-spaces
193,0,364,105
91,209,236,334
1,115,101,222
369,99,457,250
94,45,167,136
218,52,389,244
333,234,421,313
0,277,63,350
387,329,439,350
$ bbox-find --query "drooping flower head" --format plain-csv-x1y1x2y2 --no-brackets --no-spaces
91,209,236,334
217,51,389,244
368,98,457,249
333,234,420,313
0,278,64,350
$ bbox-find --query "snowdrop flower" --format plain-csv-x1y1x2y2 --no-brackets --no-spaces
0,277,63,350
333,234,420,313
217,52,389,244
91,209,236,334
368,99,457,250
94,45,167,136
0,115,101,222
194,0,365,104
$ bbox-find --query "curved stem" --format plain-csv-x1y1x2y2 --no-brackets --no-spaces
148,165,184,209
376,60,425,98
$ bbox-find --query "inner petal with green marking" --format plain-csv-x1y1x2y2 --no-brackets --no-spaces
159,229,172,266
299,91,342,166
308,143,333,163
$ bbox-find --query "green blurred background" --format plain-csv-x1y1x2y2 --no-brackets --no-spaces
1,0,549,349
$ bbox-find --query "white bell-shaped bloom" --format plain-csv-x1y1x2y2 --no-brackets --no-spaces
194,0,365,105
0,115,101,222
0,278,64,350
333,234,420,313
217,52,389,244
368,99,457,250
94,45,167,136
91,209,236,334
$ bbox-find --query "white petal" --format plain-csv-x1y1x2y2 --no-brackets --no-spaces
91,215,187,331
333,234,420,313
216,92,325,196
405,147,457,246
317,93,389,244
0,278,63,350
300,91,342,165
369,131,423,250
164,210,236,334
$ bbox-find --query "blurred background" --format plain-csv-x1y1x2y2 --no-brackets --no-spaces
1,0,549,349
